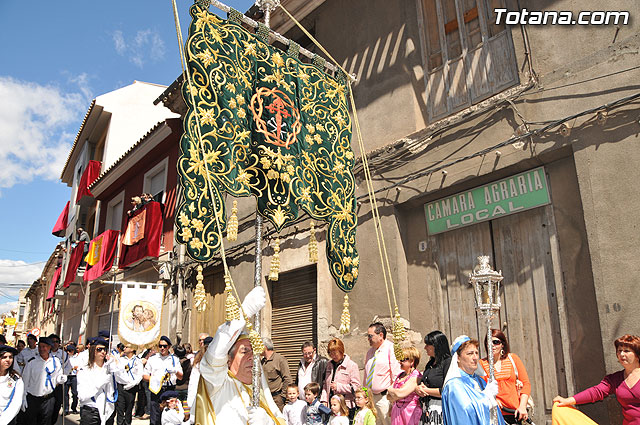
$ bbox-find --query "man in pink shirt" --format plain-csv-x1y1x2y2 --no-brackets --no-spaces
363,322,401,425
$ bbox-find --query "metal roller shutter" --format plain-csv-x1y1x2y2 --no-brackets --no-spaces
270,265,317,374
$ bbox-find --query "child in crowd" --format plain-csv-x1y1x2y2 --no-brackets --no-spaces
328,394,349,425
353,387,377,425
160,390,187,425
304,382,329,425
283,384,307,425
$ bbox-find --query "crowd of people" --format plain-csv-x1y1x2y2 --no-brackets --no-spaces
0,305,637,425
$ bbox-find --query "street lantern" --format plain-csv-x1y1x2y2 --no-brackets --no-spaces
469,255,503,425
469,255,503,312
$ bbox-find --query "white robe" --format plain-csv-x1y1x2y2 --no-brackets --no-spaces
0,375,23,425
77,363,117,425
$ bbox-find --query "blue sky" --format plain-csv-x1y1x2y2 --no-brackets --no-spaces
0,0,255,312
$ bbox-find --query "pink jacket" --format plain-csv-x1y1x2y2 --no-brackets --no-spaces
320,354,361,408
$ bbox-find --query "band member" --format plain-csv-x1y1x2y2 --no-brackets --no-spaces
14,335,38,375
47,334,70,425
113,345,143,425
143,337,182,425
21,337,66,425
0,345,24,425
77,338,117,425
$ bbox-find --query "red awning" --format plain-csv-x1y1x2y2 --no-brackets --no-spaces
47,266,61,301
75,160,102,204
119,201,164,269
52,201,70,237
83,230,119,282
63,241,85,288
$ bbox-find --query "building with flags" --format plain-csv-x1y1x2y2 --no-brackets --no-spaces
20,2,639,424
22,81,179,345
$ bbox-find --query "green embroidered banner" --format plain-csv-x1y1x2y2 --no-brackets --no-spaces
176,4,359,291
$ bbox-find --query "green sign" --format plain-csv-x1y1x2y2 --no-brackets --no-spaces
425,167,550,235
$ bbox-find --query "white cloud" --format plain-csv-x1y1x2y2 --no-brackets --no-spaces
0,77,90,191
112,29,166,68
0,259,43,285
0,302,18,315
0,259,40,314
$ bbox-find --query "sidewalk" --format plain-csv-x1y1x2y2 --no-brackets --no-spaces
55,412,149,425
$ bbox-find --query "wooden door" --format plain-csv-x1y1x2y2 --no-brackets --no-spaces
492,206,567,424
429,221,492,340
429,206,566,425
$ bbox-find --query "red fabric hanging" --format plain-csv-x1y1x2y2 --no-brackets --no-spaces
52,201,70,237
47,266,61,301
63,241,85,288
75,160,102,204
119,201,164,269
83,230,119,282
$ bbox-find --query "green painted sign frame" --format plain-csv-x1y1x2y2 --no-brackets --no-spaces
424,167,551,235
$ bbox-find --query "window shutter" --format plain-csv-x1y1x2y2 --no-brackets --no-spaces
269,265,317,374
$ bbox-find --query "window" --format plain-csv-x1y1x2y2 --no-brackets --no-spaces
143,158,168,204
418,0,518,122
106,190,125,231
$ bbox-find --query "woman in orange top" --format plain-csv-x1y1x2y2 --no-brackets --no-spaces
480,329,531,424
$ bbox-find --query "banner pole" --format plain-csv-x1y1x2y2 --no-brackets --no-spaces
251,214,263,408
108,272,116,352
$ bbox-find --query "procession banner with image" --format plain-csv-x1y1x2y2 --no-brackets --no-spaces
118,282,164,348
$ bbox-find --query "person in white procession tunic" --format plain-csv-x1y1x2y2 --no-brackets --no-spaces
143,336,183,425
21,337,66,425
196,286,285,425
113,345,144,425
14,335,38,375
76,337,118,425
0,345,24,425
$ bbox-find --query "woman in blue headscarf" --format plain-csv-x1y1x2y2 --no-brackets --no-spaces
441,336,504,425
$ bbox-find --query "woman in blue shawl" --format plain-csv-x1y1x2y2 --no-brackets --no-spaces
441,336,504,425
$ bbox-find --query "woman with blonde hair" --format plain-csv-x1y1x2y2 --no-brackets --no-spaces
388,346,422,425
320,338,361,414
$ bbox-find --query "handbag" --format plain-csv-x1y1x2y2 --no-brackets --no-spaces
507,354,535,414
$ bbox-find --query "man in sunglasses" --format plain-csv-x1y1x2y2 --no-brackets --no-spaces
143,336,183,425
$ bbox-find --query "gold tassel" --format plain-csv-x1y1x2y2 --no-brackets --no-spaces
393,306,406,361
193,265,207,312
308,221,318,263
339,294,351,334
244,319,265,354
268,238,280,281
227,200,238,241
224,272,241,321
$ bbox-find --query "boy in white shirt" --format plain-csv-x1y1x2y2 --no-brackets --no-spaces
282,384,306,425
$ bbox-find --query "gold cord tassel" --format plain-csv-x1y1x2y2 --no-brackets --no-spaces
393,306,406,361
227,200,238,241
308,221,318,263
268,238,280,281
193,265,207,312
224,272,241,321
244,319,265,354
339,294,351,334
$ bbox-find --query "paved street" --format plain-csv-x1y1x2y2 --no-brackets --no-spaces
55,413,148,425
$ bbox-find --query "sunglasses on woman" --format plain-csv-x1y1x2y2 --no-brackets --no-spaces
491,339,502,346
96,347,107,353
